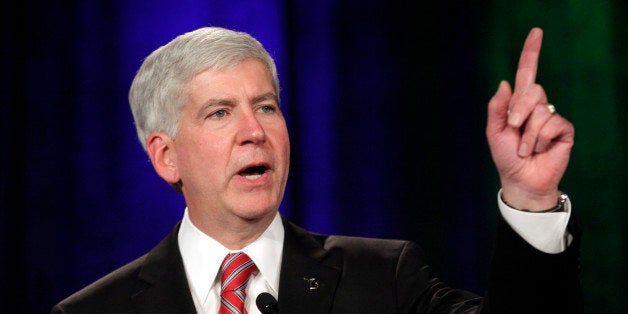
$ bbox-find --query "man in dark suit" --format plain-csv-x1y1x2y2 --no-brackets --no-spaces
52,26,582,313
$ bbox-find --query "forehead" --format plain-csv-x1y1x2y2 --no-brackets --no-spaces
189,59,272,89
182,59,277,112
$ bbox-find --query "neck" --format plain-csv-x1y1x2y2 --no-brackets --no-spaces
188,209,276,250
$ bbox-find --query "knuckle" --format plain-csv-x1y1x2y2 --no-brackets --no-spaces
531,83,545,94
538,127,553,141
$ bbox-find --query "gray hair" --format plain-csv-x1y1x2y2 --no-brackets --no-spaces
128,26,280,150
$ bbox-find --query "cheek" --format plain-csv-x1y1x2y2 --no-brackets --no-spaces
176,135,226,176
283,139,291,165
276,131,291,174
281,129,291,160
193,139,227,169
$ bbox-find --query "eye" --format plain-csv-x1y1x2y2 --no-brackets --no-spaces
209,109,227,118
259,105,276,113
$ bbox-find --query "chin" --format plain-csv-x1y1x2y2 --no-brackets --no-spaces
235,204,278,221
226,189,284,221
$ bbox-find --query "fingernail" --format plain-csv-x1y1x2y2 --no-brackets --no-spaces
534,142,543,153
518,142,530,157
508,112,522,126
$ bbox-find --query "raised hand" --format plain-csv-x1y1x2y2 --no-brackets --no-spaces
486,28,575,211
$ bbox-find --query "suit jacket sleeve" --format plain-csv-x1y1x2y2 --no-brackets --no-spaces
279,209,583,313
483,210,584,313
396,209,583,313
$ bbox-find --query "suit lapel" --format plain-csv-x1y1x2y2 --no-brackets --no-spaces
126,217,343,313
131,223,197,314
278,217,342,314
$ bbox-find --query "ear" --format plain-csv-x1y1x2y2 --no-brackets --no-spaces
146,132,180,184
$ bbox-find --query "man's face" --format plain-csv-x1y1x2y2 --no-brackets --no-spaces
172,59,290,224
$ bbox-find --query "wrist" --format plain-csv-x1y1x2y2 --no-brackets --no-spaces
500,187,564,212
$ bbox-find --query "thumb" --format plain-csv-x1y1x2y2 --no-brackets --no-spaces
486,80,512,136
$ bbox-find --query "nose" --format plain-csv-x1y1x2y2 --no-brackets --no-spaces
236,111,266,145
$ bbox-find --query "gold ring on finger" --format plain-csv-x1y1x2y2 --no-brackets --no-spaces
546,103,556,115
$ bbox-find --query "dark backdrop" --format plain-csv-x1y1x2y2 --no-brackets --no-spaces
1,0,625,313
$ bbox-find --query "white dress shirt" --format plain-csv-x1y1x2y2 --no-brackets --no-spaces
497,189,572,253
178,210,284,314
178,191,571,312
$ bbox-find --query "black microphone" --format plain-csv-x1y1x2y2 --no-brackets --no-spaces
256,292,279,314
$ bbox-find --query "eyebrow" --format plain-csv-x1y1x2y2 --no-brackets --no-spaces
251,92,278,105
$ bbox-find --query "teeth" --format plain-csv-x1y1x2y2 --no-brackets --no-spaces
244,174,262,180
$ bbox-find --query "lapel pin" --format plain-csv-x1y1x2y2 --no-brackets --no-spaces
303,277,319,290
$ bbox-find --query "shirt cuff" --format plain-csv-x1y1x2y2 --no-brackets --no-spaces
497,189,572,254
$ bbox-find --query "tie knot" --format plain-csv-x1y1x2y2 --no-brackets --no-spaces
220,252,258,292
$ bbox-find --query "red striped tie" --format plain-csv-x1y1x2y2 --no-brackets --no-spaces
219,252,258,314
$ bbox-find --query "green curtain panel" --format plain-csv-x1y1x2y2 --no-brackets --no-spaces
487,0,627,312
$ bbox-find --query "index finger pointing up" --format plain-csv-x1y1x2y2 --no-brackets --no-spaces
514,28,544,94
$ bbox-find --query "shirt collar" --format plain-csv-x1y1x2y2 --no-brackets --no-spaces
178,209,284,304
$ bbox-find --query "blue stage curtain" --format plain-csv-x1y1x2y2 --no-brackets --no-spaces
1,1,625,313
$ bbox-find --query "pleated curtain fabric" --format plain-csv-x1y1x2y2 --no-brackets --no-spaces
219,252,258,314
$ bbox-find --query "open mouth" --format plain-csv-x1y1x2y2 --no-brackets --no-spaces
238,165,269,180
